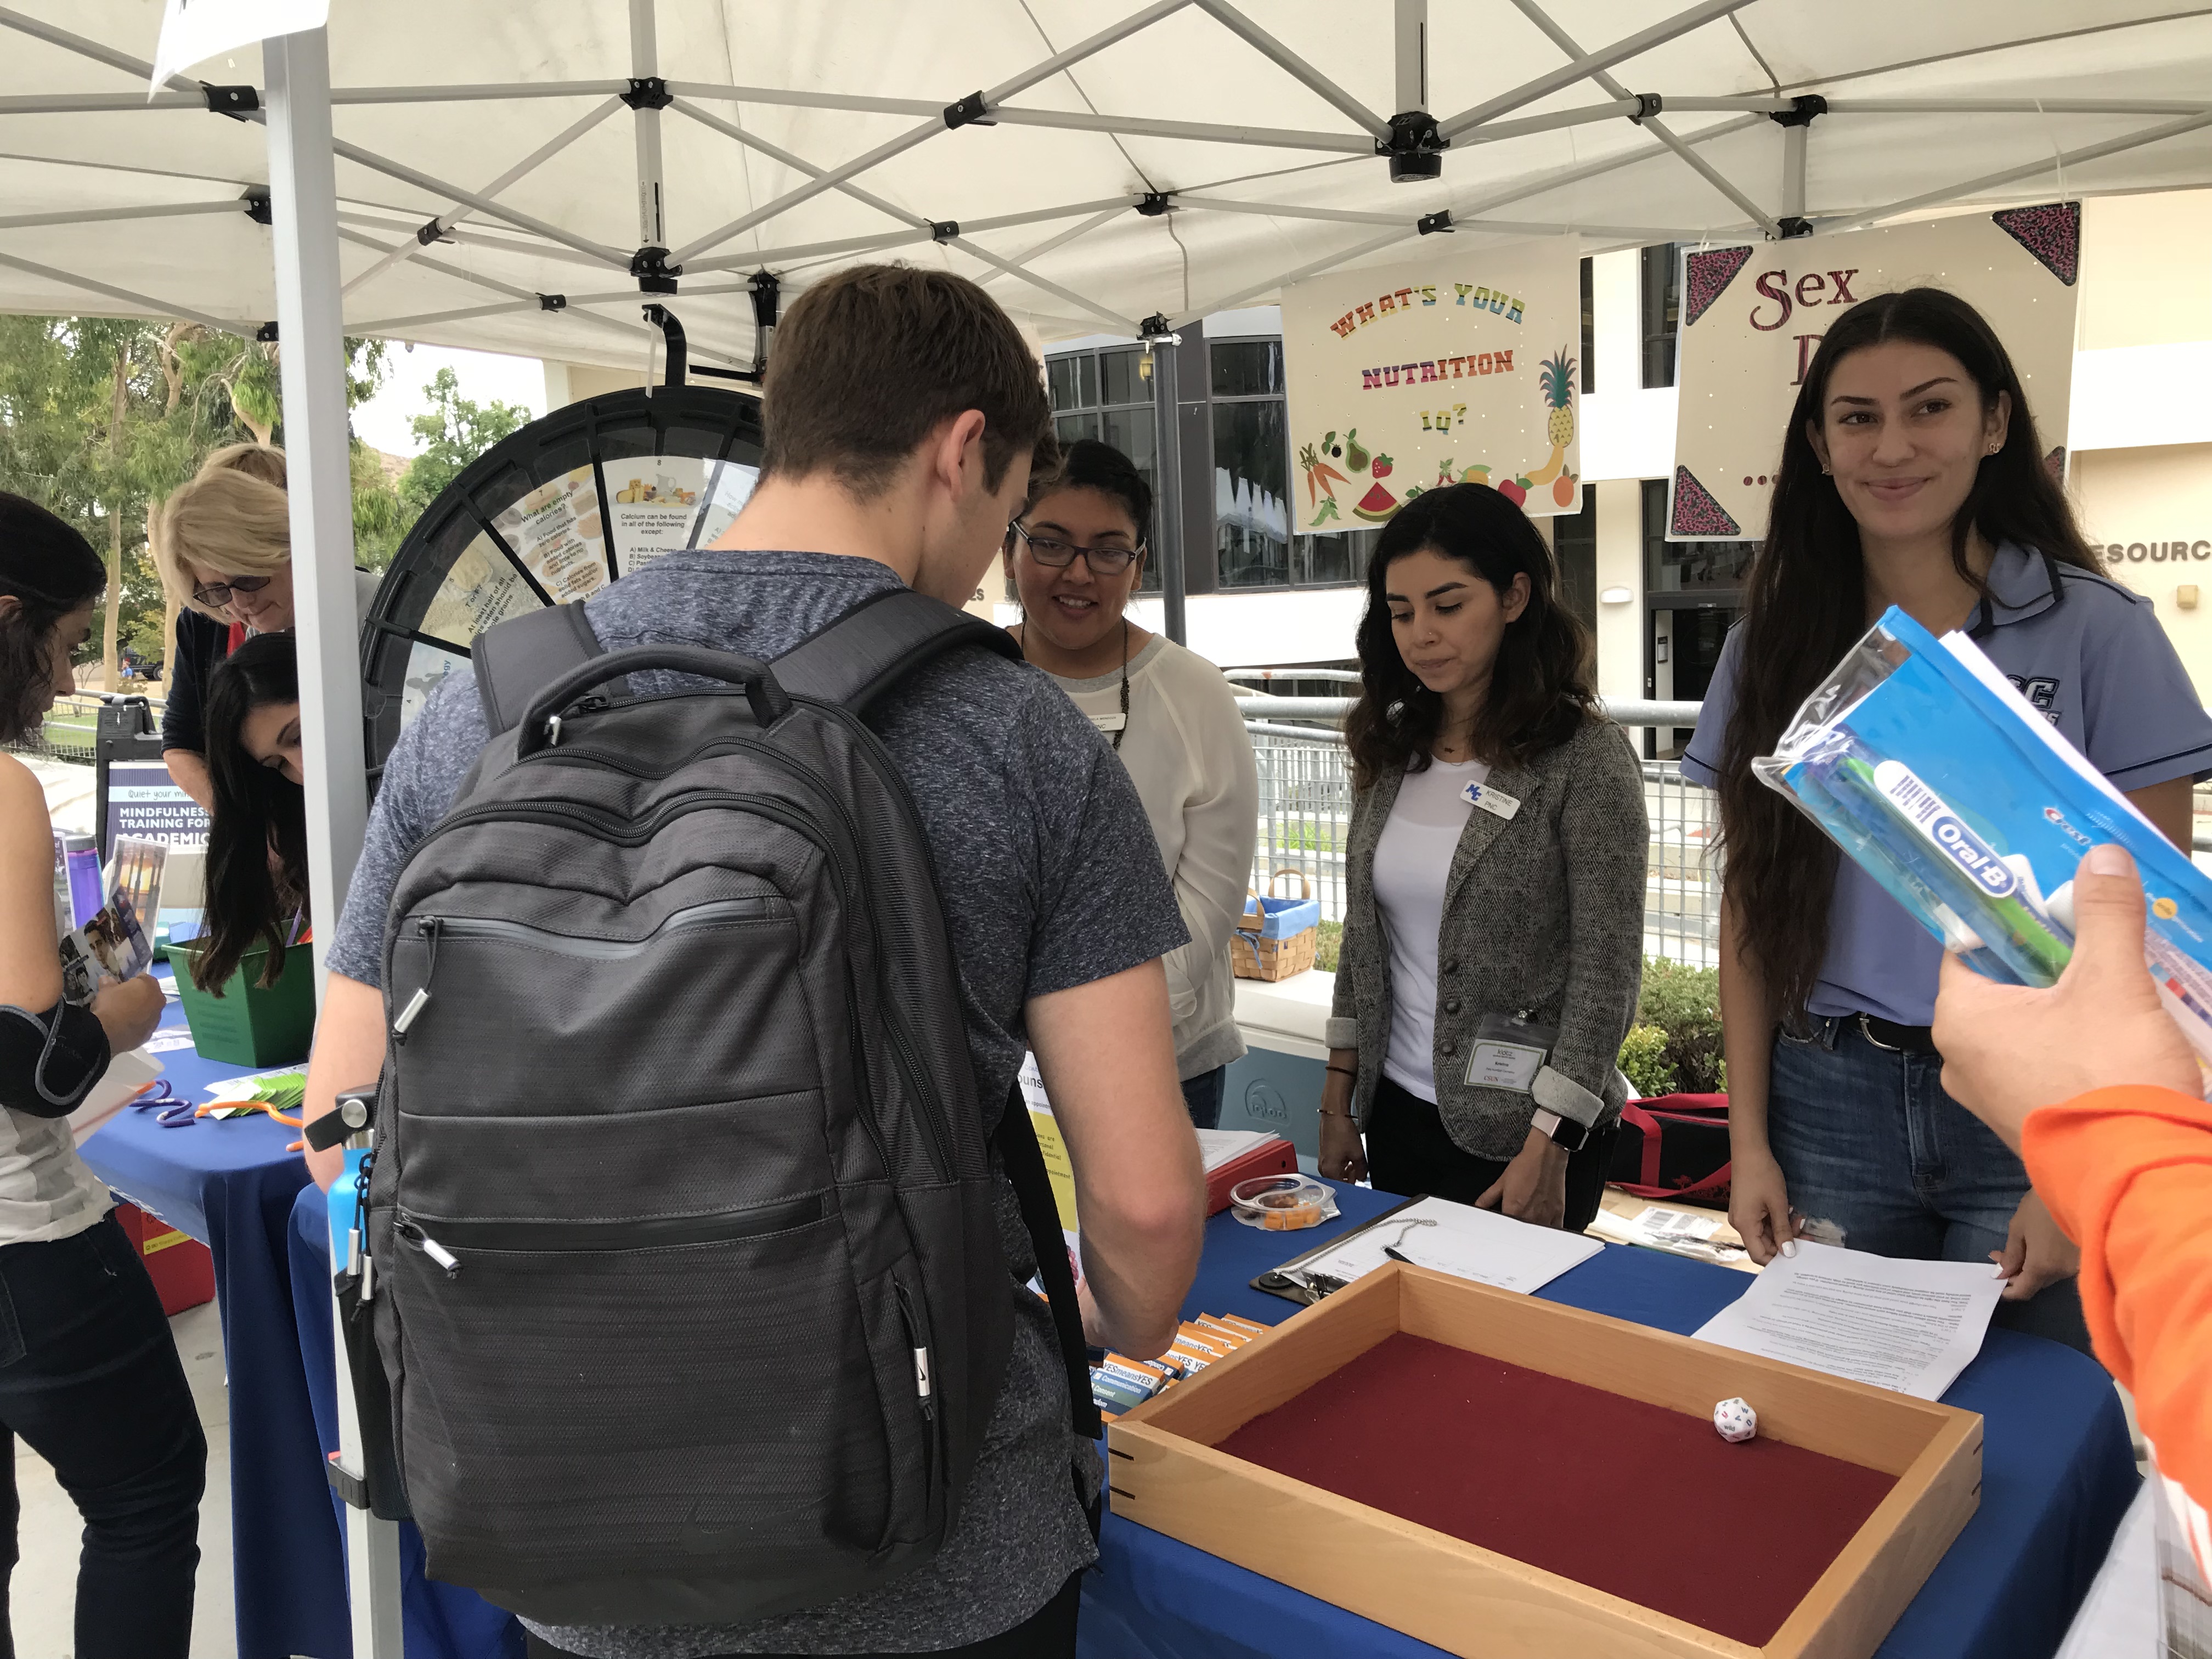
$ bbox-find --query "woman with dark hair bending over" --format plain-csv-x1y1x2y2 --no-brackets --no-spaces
0,495,201,1657
1682,289,2212,1351
190,633,308,994
1318,485,1646,1228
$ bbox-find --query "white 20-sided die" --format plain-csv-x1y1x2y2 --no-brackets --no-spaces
1713,1397,1758,1443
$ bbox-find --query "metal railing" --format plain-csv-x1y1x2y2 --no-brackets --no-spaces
1250,733,1723,968
5,693,116,766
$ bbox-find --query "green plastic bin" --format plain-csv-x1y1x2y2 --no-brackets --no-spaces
167,935,315,1066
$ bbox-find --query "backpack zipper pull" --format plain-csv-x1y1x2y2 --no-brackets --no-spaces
913,1345,934,1421
396,1215,462,1279
393,918,441,1041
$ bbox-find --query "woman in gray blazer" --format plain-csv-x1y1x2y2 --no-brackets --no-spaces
1319,484,1648,1231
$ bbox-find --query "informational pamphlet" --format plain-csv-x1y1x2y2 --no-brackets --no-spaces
1289,1194,1602,1296
1692,1241,2001,1401
1017,1053,1079,1259
60,878,156,1004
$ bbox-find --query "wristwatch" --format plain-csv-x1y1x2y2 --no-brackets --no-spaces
1530,1106,1589,1153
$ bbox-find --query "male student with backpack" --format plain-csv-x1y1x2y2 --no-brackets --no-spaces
298,264,1206,1658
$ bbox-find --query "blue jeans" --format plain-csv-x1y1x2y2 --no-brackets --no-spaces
1180,1068,1225,1131
1768,1018,2091,1354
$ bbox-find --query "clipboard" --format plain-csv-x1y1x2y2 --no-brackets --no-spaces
1250,1194,1427,1306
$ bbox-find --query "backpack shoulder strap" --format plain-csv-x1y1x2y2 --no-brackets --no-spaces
771,588,1022,715
471,602,617,737
992,1086,1104,1443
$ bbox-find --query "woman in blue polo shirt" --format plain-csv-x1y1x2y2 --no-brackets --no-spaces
1683,288,2212,1352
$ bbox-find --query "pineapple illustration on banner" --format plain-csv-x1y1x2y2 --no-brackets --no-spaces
1280,240,1581,529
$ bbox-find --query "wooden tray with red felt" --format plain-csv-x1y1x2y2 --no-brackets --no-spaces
1107,1262,1979,1659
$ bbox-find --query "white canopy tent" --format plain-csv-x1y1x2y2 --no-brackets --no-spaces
4,4,2212,1650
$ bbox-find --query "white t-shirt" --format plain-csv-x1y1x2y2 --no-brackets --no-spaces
1372,756,1488,1103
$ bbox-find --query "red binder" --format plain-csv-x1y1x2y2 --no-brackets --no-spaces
1205,1137,1299,1216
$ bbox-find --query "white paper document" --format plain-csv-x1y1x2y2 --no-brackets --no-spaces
1290,1195,1602,1296
1194,1128,1274,1174
1692,1241,2002,1400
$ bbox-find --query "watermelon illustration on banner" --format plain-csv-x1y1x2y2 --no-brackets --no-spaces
1667,204,2080,541
1281,240,1582,529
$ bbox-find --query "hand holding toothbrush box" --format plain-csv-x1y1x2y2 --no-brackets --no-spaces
1756,606,2212,1063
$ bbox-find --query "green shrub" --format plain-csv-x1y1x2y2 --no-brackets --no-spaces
1314,920,1342,973
1618,1024,1675,1099
1635,958,1726,1094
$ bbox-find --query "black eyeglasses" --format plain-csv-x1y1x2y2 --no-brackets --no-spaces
1006,521,1144,576
191,574,272,608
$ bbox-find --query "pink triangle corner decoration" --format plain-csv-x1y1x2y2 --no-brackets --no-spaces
1991,202,2080,286
1683,246,1754,327
1671,467,1741,538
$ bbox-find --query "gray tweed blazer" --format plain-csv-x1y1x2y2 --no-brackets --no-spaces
1324,716,1649,1162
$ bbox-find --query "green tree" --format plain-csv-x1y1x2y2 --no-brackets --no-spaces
0,317,396,686
398,366,530,518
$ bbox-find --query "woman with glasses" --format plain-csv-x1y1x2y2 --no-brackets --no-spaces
151,446,375,814
1007,439,1259,1128
150,445,294,814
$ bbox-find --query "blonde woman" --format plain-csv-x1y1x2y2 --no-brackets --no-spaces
151,446,374,812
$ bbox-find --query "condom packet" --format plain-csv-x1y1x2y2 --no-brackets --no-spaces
1753,605,2212,1063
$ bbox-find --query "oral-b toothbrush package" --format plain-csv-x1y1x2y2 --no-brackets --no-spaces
1754,605,2212,1061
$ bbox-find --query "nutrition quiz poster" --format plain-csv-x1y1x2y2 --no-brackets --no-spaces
1280,240,1583,530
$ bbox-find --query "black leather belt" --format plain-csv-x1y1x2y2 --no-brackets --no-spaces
1856,1013,1939,1056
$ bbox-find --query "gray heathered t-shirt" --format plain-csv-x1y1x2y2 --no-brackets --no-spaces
326,549,1189,1657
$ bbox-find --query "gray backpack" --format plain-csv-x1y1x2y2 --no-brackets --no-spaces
357,590,1097,1626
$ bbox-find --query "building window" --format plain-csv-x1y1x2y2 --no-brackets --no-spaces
1641,479,1754,758
1640,244,1681,389
1579,257,1595,396
1045,344,1160,591
1211,337,1375,591
1641,478,1754,595
1553,492,1596,635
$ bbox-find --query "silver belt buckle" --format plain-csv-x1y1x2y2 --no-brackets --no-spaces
1857,1012,1904,1052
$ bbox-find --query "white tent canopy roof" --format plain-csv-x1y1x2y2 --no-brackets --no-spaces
2,2,2210,368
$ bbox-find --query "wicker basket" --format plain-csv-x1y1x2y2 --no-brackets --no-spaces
1231,926,1317,981
1233,869,1320,981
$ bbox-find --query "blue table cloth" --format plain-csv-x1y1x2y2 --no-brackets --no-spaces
74,985,345,1659
1077,1182,2141,1659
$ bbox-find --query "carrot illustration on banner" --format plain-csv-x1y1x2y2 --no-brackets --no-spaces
1297,442,1351,508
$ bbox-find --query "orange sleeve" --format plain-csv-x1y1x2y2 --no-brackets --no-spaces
2023,1085,2212,1570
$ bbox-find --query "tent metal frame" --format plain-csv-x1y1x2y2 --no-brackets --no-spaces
2,2,2211,1652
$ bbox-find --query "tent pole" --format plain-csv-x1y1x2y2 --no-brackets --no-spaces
1395,0,1427,114
977,206,1129,289
630,0,666,253
0,200,244,231
0,4,198,93
265,30,392,1657
0,247,246,334
329,136,631,267
1502,0,1780,237
343,97,625,296
1452,114,1766,220
949,238,1137,334
1782,122,1808,221
978,106,1373,151
679,200,1138,276
1440,0,1752,137
1830,108,2212,232
1172,223,1417,330
669,0,1191,266
1152,334,1188,647
1194,0,1387,136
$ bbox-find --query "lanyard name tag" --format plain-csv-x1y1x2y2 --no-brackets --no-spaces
1465,1012,1558,1093
1088,712,1128,733
1462,781,1520,820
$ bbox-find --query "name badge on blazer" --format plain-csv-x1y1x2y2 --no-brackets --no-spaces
1462,781,1520,820
1465,1012,1556,1093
